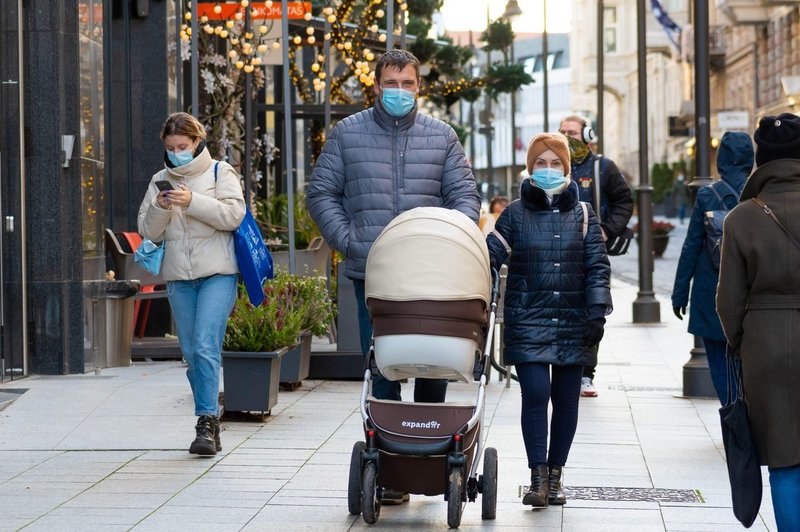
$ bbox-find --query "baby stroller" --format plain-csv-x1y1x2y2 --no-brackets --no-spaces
347,207,499,528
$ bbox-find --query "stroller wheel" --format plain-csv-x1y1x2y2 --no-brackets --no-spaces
361,461,381,525
348,441,366,515
446,465,465,529
481,447,498,520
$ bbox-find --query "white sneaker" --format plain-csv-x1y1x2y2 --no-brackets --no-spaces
580,377,598,397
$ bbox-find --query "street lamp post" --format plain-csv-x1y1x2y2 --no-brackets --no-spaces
632,0,660,323
596,0,604,154
683,0,716,397
503,0,522,197
542,0,549,131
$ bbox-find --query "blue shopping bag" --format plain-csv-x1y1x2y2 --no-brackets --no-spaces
215,162,273,306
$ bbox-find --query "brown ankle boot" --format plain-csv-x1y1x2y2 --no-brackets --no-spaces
548,464,566,505
522,464,549,507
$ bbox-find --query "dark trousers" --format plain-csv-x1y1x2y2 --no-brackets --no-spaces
352,279,447,402
702,337,728,404
582,343,599,380
517,362,583,468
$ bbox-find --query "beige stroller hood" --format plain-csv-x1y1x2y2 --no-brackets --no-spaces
365,207,491,304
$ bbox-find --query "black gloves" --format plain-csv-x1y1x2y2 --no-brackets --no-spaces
584,318,605,347
673,306,686,320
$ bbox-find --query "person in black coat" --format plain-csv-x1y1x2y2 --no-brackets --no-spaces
559,115,633,397
487,133,612,508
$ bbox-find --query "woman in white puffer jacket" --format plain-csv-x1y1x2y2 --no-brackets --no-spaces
138,112,244,456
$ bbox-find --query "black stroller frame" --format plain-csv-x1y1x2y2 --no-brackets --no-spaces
348,269,501,528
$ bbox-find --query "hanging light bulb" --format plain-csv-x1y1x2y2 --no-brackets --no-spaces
213,4,222,14
229,50,238,59
259,24,268,34
324,33,331,40
378,34,386,42
236,60,244,69
265,0,273,8
293,35,302,44
252,57,262,65
184,12,192,20
200,16,208,23
343,41,352,50
376,9,384,18
327,14,336,23
257,44,267,53
306,27,315,35
304,12,312,21
370,24,378,33
226,20,234,28
240,0,249,7
318,72,326,80
234,12,243,21
344,57,353,65
323,7,333,15
204,24,214,34
220,29,229,38
231,37,240,45
272,40,281,49
244,64,254,73
307,36,316,44
214,26,222,34
366,52,375,61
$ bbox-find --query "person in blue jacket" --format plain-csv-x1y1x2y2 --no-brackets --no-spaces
487,132,612,508
671,131,754,403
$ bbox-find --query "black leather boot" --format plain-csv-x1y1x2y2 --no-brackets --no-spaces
189,415,217,455
211,416,221,452
522,464,549,507
548,464,566,505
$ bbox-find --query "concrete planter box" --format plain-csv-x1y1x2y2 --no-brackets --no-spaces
222,347,288,415
280,331,312,386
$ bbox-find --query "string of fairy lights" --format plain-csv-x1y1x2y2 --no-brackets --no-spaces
180,0,483,113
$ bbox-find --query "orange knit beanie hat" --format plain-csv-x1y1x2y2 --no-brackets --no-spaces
526,132,571,174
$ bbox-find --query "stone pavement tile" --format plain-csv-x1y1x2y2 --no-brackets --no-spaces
0,494,73,519
267,491,346,506
188,476,286,493
661,505,770,531
167,489,276,508
89,477,191,494
242,504,358,531
57,414,195,450
18,507,151,531
562,507,666,531
131,516,242,532
205,464,297,481
61,491,173,509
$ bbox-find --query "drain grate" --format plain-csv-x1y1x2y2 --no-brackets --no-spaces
607,385,683,392
519,485,701,503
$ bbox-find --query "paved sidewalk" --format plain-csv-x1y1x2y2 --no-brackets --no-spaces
0,278,777,531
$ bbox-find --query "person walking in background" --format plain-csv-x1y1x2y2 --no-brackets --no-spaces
138,112,245,456
559,114,633,398
672,172,689,224
306,49,480,504
671,131,753,404
487,133,612,508
717,113,800,531
479,195,509,237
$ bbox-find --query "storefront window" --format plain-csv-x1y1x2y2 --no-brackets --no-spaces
79,0,105,255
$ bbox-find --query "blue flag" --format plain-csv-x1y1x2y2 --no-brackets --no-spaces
651,0,682,54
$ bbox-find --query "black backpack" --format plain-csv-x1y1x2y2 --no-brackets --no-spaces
704,180,739,269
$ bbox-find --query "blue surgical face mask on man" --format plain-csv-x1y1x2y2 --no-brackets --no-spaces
531,168,566,190
167,149,194,167
381,87,416,117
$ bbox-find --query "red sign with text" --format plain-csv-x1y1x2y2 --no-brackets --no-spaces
197,2,311,20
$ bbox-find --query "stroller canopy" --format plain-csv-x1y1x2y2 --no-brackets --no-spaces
366,207,491,305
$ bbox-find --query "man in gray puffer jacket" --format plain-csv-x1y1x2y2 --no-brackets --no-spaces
307,50,480,415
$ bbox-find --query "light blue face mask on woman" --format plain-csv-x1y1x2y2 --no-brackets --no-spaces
381,88,416,117
531,168,566,190
167,150,194,167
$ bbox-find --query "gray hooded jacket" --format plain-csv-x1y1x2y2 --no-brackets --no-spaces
306,99,480,279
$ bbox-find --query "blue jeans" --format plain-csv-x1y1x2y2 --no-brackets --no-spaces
352,278,447,402
167,274,238,416
517,362,583,468
769,464,800,531
702,337,728,404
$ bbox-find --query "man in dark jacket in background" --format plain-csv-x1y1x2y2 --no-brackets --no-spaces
306,48,479,433
559,114,634,397
672,131,753,403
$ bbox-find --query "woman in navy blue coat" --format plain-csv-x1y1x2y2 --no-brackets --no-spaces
671,131,753,403
487,133,612,508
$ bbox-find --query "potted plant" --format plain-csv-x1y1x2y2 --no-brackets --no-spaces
280,273,336,388
633,219,675,258
221,272,305,415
